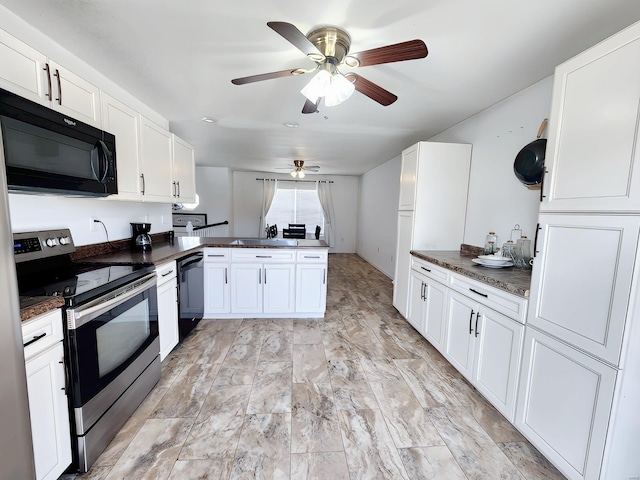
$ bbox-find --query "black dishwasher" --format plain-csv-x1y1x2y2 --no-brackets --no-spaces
177,251,204,341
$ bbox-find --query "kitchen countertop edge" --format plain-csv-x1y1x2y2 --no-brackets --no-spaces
411,250,531,298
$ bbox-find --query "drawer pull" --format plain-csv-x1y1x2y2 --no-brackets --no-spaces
161,270,174,277
24,332,47,348
256,255,272,258
420,266,432,273
469,288,488,298
305,255,321,259
207,254,225,257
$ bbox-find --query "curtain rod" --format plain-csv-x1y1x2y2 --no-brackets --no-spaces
255,178,333,183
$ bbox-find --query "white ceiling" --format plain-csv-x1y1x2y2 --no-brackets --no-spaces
2,0,640,175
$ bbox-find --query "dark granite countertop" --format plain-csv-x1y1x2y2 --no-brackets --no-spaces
20,296,65,322
411,250,531,298
82,237,328,266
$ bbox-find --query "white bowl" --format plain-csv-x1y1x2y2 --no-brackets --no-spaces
476,255,511,264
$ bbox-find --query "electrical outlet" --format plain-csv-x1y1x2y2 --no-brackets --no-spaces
90,217,97,232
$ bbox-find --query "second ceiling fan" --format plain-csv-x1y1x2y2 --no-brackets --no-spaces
231,21,428,113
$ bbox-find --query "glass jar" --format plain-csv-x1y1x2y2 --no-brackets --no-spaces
514,236,531,267
484,231,499,254
501,240,516,261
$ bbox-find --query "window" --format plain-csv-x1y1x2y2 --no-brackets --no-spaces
266,182,324,237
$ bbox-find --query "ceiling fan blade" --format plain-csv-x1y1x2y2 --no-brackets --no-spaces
267,22,325,59
302,98,321,114
346,39,428,67
302,165,320,170
231,68,309,85
346,73,397,106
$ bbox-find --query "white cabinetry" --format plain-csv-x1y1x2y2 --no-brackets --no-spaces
156,261,179,361
407,258,449,351
230,249,296,315
393,142,471,317
22,309,71,480
541,23,640,212
172,135,196,203
140,117,174,202
295,250,328,314
101,93,142,201
520,21,640,480
515,328,616,480
0,30,100,127
204,248,230,315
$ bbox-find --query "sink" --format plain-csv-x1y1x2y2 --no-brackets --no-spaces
230,238,299,247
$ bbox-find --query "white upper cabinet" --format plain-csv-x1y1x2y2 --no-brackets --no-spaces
398,143,419,210
101,93,142,200
140,117,174,202
171,135,196,203
528,214,640,366
0,30,101,127
0,28,47,103
46,61,101,127
541,22,640,212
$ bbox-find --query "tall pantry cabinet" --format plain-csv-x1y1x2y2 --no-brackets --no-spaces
392,142,471,317
515,21,640,480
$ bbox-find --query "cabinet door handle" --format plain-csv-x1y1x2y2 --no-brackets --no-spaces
59,358,68,395
23,332,47,347
475,311,480,338
161,270,174,277
264,268,267,284
323,268,326,285
53,68,62,105
172,181,177,197
43,64,52,100
469,288,488,298
225,267,228,284
258,269,262,284
140,173,146,195
469,310,474,334
540,168,547,202
177,181,181,198
533,223,541,257
420,266,431,273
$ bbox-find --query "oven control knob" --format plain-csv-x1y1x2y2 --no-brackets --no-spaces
45,238,57,247
58,236,70,245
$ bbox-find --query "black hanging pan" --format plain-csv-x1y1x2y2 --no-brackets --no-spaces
514,119,548,186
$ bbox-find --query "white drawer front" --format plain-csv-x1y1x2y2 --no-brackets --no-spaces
411,256,449,284
296,250,328,263
204,248,230,262
156,260,177,284
231,248,295,263
449,273,528,323
22,309,63,360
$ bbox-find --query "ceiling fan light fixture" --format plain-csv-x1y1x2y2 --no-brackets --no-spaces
324,72,355,106
300,68,332,103
298,170,305,178
300,65,355,107
290,170,298,178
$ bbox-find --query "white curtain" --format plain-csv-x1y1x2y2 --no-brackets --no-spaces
317,181,336,247
259,179,277,237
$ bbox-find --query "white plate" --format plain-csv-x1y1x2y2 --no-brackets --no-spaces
477,254,511,262
472,258,514,268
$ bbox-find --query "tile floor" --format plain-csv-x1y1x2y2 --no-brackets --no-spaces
76,254,565,479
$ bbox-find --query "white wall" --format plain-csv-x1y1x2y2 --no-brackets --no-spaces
189,166,233,234
8,193,171,246
430,77,553,247
356,155,401,277
232,171,359,253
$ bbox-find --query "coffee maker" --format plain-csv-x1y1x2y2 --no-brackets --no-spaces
131,223,152,251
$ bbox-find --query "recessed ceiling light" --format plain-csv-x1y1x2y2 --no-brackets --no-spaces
283,121,299,128
200,116,217,123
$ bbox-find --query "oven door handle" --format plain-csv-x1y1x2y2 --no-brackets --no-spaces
67,273,157,330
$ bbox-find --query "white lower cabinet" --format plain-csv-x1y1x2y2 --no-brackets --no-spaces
230,262,295,314
444,290,524,420
156,261,178,361
515,327,617,480
263,264,296,313
295,250,328,314
22,309,71,480
408,269,448,352
204,249,230,315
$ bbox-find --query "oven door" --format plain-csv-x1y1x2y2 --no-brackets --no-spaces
65,273,158,417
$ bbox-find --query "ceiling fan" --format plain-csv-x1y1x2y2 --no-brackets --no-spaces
231,21,428,113
276,160,320,178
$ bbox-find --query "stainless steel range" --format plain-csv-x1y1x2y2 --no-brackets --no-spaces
14,229,160,473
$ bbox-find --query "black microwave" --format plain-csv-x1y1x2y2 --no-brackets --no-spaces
0,88,117,196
